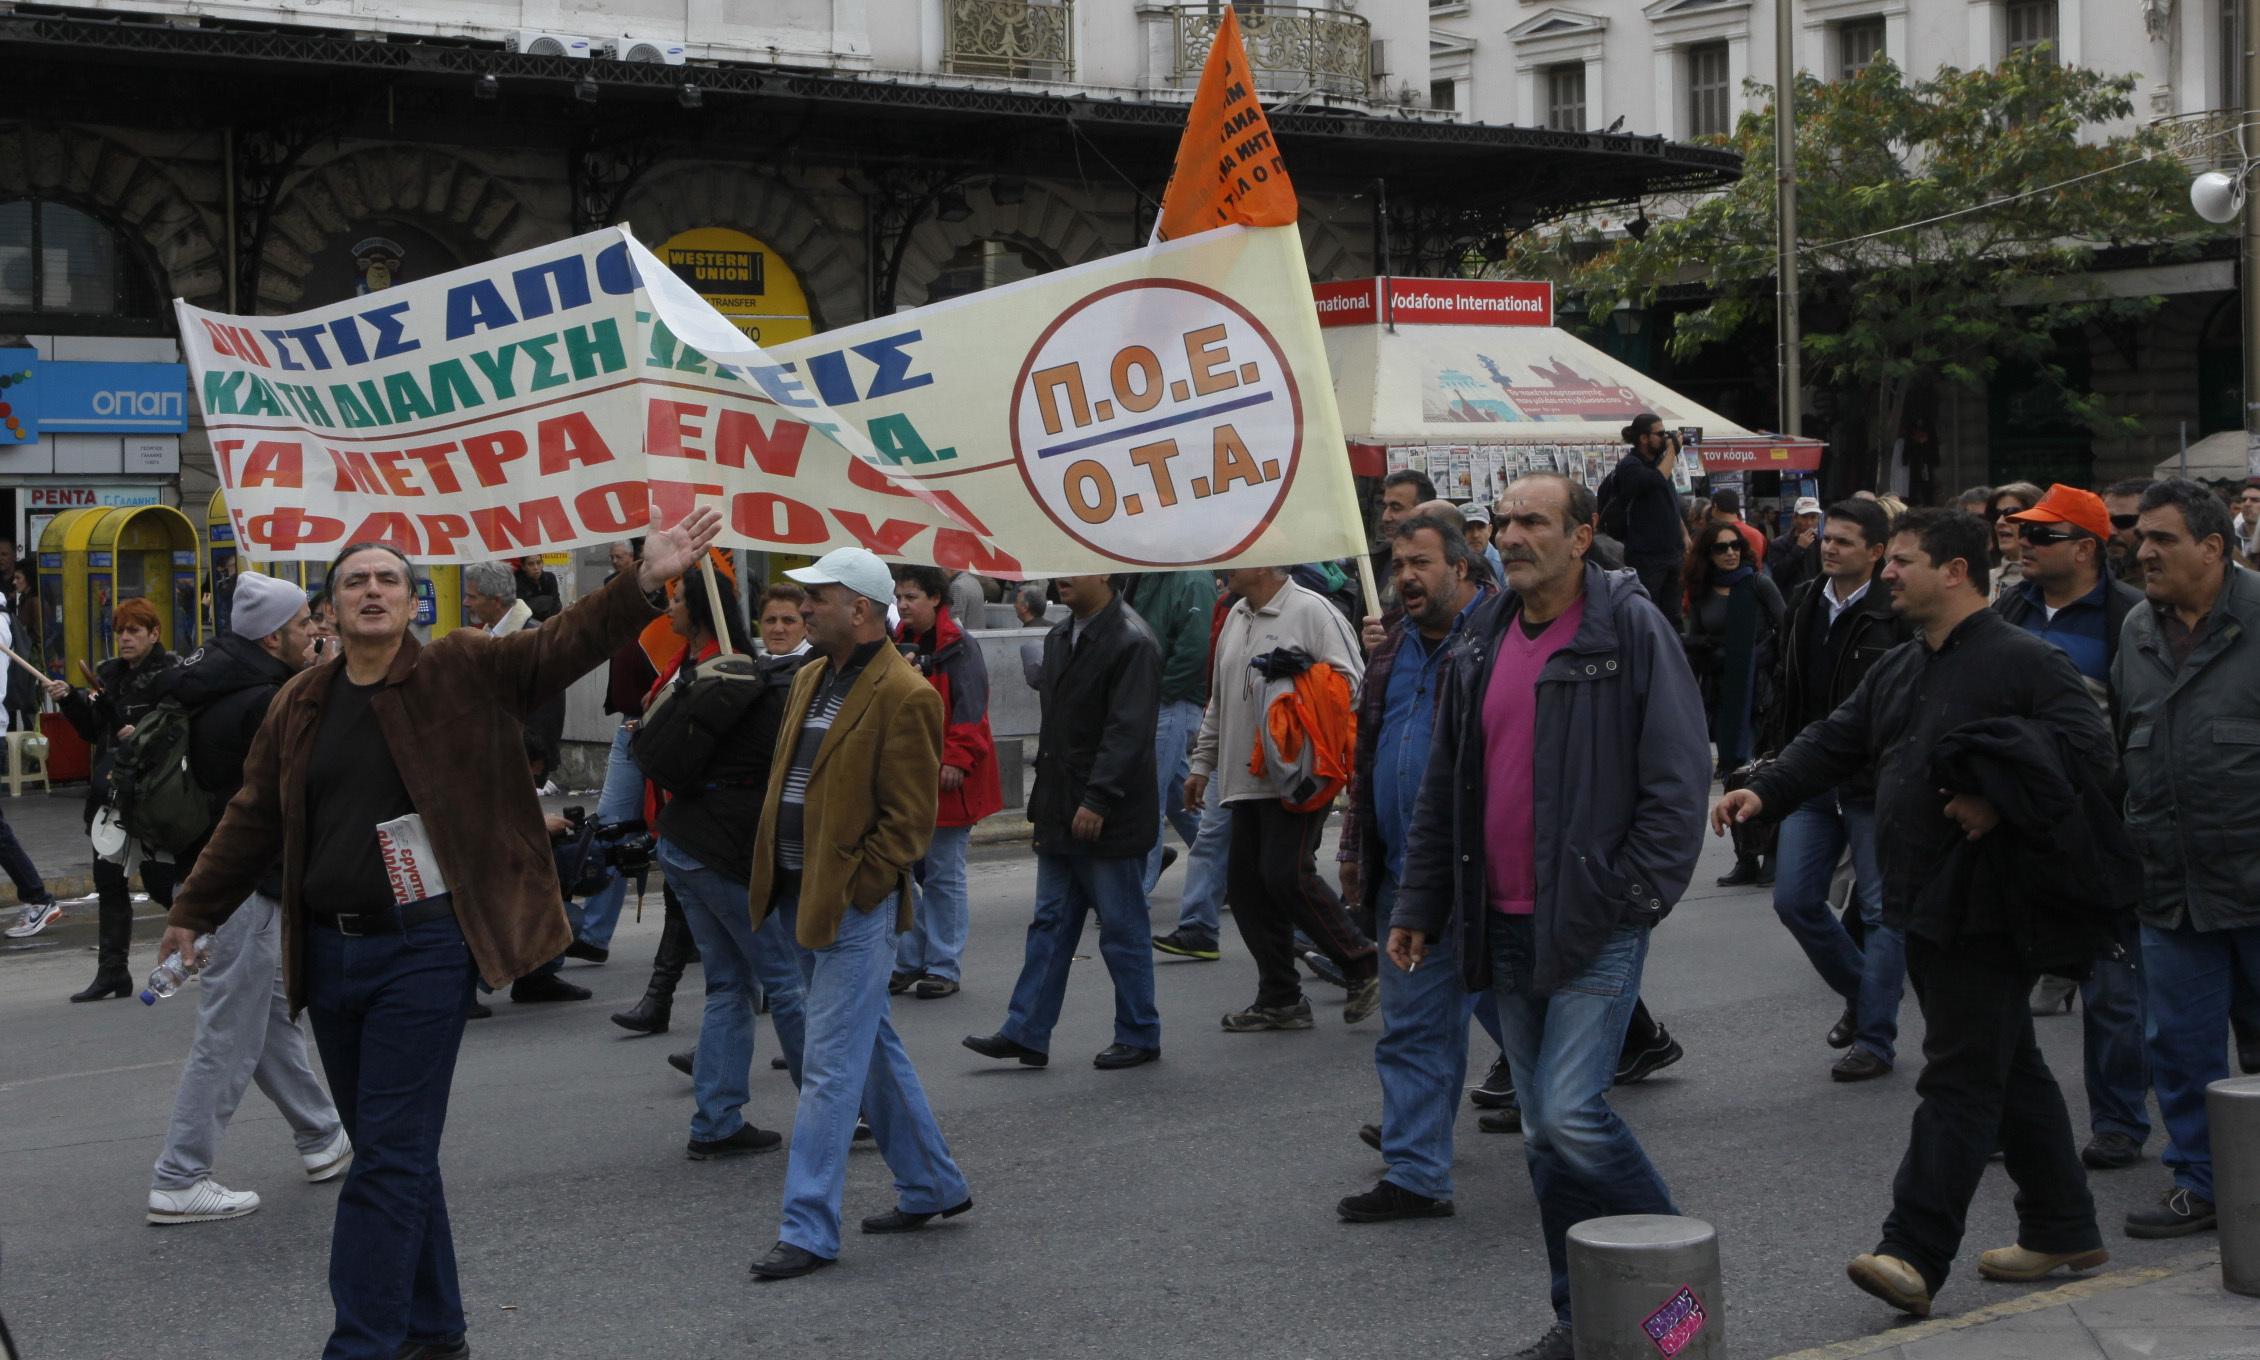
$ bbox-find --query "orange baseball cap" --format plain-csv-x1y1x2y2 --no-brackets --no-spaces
2007,484,2111,542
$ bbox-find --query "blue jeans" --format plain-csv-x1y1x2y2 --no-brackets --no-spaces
0,807,51,904
1002,853,1161,1053
2081,920,2149,1144
897,824,972,982
1173,789,1233,939
303,910,479,1360
2142,920,2260,1200
1488,912,1677,1325
574,723,646,951
1770,797,1904,1063
1373,874,1473,1200
778,892,969,1259
1142,699,1206,892
659,840,807,1142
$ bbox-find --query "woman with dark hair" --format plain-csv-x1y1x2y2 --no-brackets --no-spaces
1681,523,1785,870
53,595,182,1000
648,565,810,1157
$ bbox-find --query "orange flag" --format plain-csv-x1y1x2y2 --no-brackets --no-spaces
1152,8,1299,242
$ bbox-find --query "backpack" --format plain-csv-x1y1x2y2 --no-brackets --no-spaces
1596,460,1632,542
1244,646,1357,813
630,558,796,795
104,698,218,854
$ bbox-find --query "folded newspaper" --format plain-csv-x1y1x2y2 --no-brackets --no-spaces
375,813,450,907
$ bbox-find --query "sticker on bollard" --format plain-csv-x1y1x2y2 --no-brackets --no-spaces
1639,1287,1707,1357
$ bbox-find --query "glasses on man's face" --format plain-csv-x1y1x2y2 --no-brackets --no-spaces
2110,514,2140,531
2018,524,2081,547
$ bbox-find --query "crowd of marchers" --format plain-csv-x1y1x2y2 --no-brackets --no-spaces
14,412,2260,1360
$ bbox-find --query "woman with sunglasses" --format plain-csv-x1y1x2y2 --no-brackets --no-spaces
1986,482,2045,603
1681,521,1786,804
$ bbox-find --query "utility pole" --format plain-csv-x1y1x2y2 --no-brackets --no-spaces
2245,4,2260,475
1776,0,1801,440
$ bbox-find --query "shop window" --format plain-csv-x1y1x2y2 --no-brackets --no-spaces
0,198,163,330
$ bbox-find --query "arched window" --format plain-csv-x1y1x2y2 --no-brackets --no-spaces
925,239,1051,304
0,198,164,329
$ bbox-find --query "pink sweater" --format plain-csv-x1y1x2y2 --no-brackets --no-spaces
1481,597,1586,914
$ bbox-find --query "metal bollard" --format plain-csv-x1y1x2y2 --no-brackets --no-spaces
2212,1074,2260,1297
1566,1215,1726,1360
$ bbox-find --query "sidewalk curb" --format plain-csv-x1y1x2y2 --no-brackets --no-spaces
1767,1247,2222,1360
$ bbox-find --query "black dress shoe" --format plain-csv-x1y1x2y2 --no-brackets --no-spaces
1615,1026,1684,1084
1093,1043,1159,1070
860,1197,972,1234
509,973,591,1003
771,1055,788,1070
466,1001,492,1020
1358,1123,1382,1151
686,1123,782,1160
1715,857,1761,887
392,1337,469,1360
563,939,609,964
749,1241,835,1279
1161,847,1180,874
668,1049,694,1077
1337,1178,1453,1222
1511,1323,1576,1360
962,1032,1048,1066
1478,1108,1522,1135
1831,1047,1892,1082
1826,1004,1857,1049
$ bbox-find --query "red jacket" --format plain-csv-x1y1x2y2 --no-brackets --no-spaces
898,606,1003,827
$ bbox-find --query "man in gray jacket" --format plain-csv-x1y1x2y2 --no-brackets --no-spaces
1394,473,1711,1360
2113,478,2260,1239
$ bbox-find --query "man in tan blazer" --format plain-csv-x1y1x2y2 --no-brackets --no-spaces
745,546,971,1279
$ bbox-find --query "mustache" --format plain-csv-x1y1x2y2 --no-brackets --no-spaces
1500,551,1539,565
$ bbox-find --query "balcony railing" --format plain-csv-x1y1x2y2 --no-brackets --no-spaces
944,0,1075,83
2153,108,2248,172
1171,4,1371,98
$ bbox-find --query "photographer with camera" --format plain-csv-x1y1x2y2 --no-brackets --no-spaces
1599,414,1692,630
643,563,810,1159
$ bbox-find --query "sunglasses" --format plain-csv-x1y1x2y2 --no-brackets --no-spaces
2017,524,2082,546
1708,541,1742,556
2110,514,2139,531
1985,503,2029,522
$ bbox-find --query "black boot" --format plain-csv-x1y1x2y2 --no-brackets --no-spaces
1715,855,1761,887
611,886,696,1035
71,868,134,1002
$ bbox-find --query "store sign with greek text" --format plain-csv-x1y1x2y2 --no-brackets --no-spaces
176,224,1362,571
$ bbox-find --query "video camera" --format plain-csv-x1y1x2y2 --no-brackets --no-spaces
554,805,659,901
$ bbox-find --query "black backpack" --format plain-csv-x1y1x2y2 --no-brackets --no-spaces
629,559,799,794
1596,460,1632,542
105,698,219,854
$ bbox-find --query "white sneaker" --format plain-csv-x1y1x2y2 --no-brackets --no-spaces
302,1129,353,1183
3,901,61,938
147,1178,260,1224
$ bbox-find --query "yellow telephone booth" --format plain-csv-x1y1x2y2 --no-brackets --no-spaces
38,504,201,682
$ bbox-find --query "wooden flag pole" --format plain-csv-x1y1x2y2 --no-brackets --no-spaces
1354,548,1381,622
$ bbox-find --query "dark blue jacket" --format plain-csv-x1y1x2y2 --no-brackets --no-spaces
1393,561,1712,997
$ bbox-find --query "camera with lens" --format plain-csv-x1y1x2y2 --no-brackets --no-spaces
554,805,659,900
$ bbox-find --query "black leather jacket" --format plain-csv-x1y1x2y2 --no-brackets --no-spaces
1760,567,1913,804
1028,595,1161,859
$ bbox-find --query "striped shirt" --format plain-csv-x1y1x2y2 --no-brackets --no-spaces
776,640,884,872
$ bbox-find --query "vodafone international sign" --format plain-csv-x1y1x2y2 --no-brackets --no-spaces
1312,278,1553,329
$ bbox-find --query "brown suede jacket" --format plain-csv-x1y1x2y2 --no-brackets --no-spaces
167,568,661,1012
746,640,942,948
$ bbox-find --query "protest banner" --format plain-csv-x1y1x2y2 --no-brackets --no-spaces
176,220,1363,576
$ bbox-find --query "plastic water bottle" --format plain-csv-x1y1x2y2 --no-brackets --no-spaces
140,935,216,1005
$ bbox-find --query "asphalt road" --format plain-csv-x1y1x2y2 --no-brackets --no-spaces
0,826,2215,1360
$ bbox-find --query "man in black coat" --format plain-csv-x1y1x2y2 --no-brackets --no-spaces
964,574,1163,1070
1717,510,2117,1320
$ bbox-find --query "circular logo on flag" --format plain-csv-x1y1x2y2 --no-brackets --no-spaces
1009,280,1301,566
